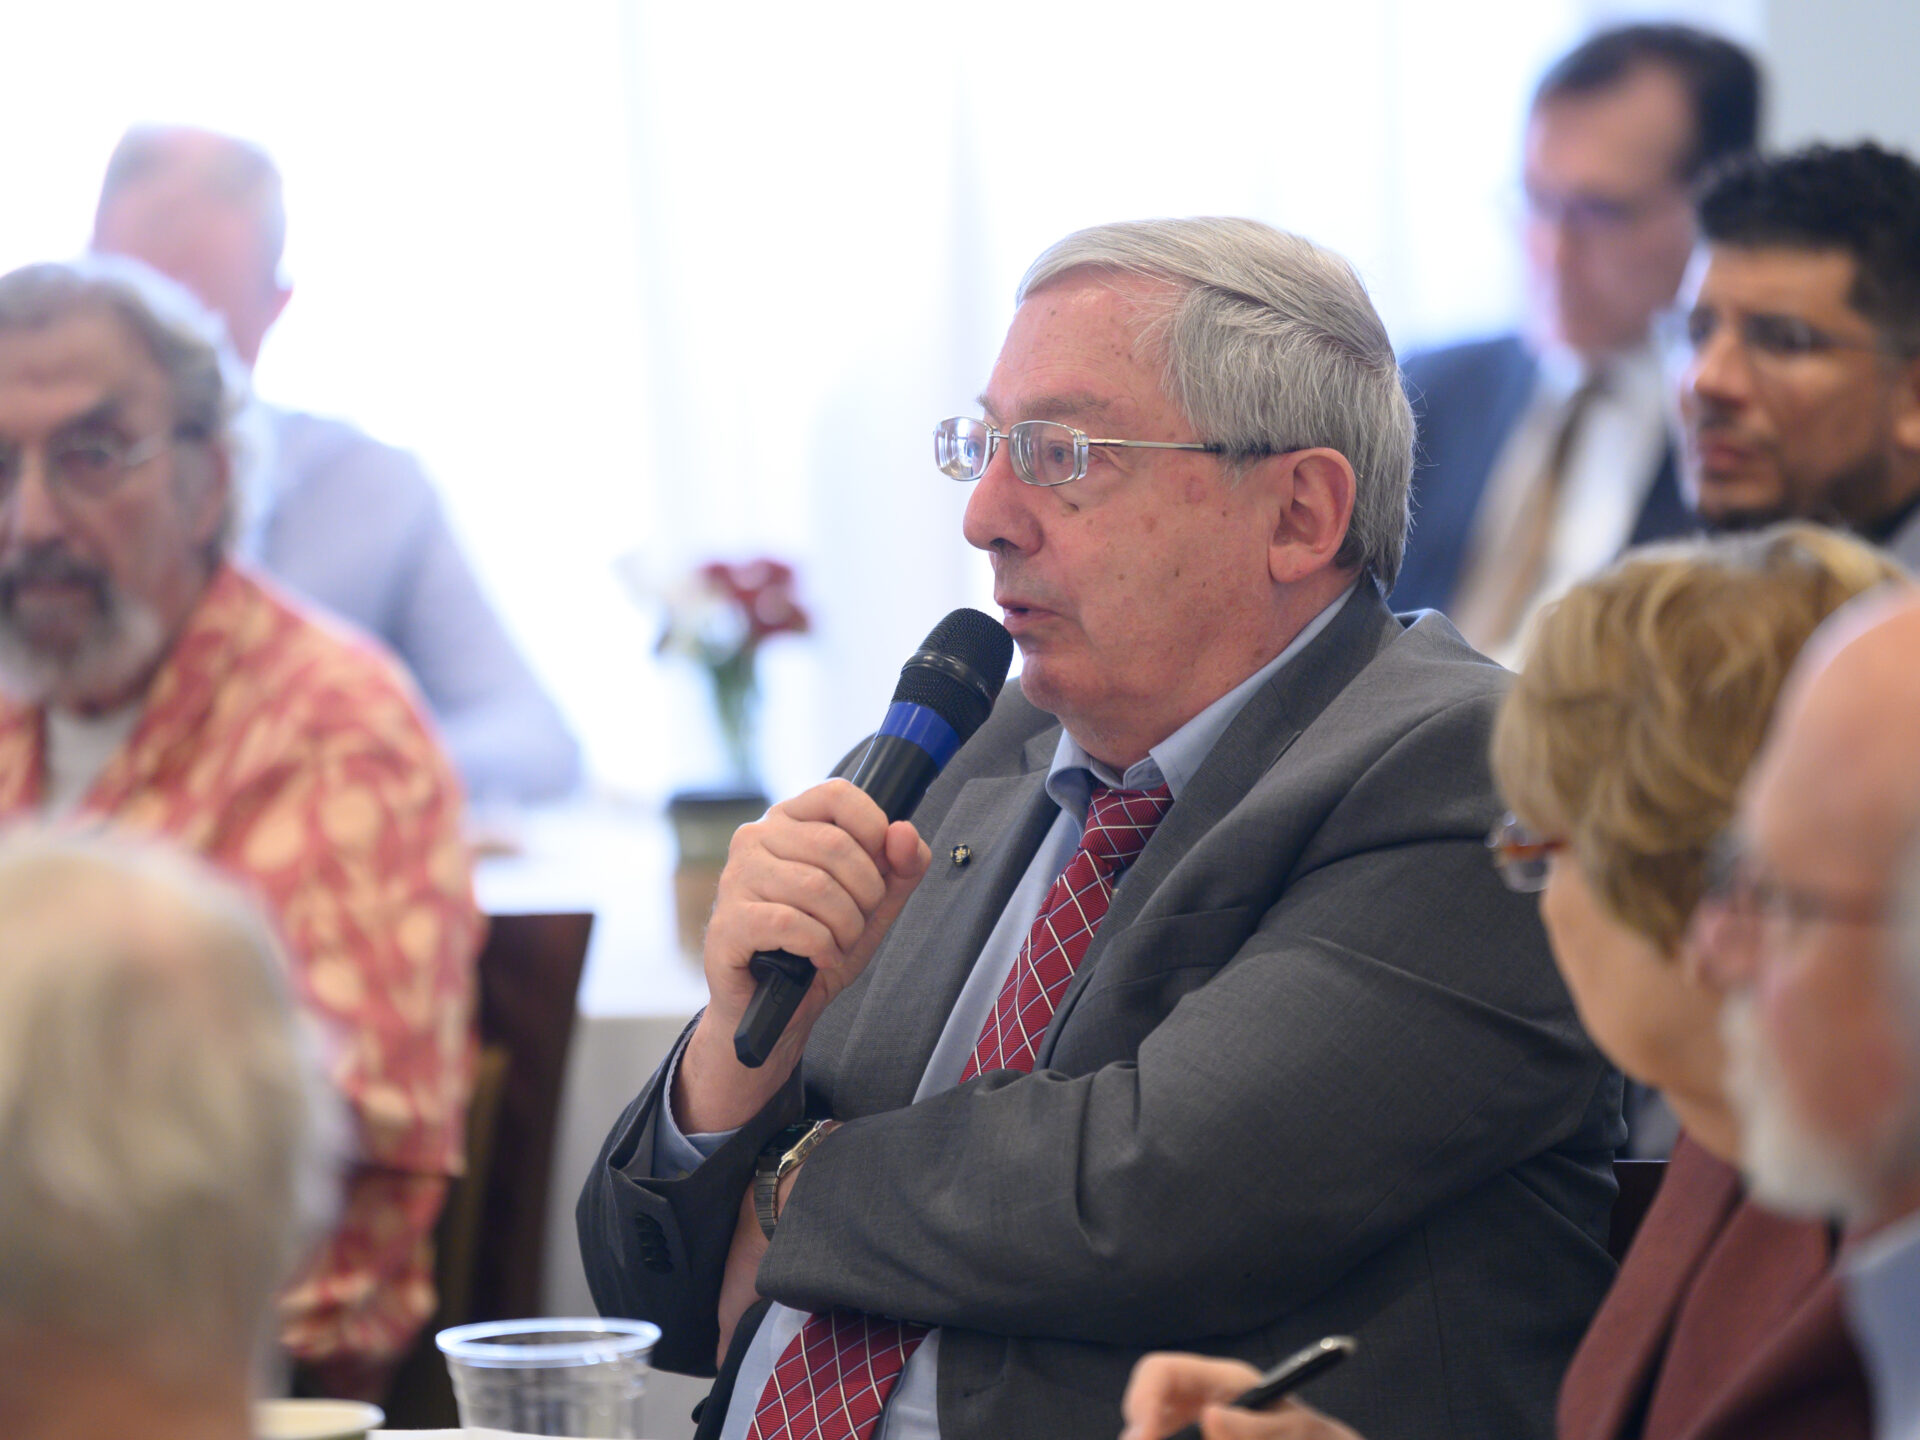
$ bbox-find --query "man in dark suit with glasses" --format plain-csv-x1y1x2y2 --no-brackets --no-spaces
1393,25,1760,660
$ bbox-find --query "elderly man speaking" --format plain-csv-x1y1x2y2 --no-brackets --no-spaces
580,218,1619,1440
0,258,480,1396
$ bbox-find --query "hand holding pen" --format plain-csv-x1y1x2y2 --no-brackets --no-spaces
1120,1338,1361,1440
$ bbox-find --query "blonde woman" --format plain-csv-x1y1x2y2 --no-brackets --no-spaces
1123,525,1906,1440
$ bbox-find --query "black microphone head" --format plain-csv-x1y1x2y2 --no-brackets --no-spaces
891,608,1014,743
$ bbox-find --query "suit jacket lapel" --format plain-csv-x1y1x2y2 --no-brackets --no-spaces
823,729,1059,1116
1038,584,1399,1063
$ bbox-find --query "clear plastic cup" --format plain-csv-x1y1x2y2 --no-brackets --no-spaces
436,1317,661,1438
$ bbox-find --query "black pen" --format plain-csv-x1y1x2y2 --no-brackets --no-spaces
1166,1336,1357,1440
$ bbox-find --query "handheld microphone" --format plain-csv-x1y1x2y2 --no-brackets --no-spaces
733,608,1014,1068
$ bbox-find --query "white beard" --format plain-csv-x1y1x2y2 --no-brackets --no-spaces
1721,991,1873,1221
0,590,168,713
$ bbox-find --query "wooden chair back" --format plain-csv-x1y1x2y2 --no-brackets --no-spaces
382,911,594,1426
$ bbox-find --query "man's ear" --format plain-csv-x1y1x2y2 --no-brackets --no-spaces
1262,448,1357,585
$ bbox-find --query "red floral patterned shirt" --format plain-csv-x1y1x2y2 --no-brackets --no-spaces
0,563,482,1365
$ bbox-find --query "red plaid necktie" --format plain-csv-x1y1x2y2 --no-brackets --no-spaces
745,783,1174,1440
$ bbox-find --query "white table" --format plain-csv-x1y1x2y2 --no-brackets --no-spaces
473,798,716,1440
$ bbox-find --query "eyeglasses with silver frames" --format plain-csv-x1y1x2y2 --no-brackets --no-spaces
934,416,1226,488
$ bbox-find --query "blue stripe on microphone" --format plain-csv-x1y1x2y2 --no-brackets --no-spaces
877,702,961,767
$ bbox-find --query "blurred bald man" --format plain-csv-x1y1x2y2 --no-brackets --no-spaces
1706,591,1920,1440
93,124,581,801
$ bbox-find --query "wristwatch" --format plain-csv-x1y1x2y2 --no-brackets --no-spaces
753,1120,835,1239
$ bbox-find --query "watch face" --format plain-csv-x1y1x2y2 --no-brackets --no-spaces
770,1122,813,1156
756,1123,817,1240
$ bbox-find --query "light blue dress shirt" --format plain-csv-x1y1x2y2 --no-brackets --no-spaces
1844,1206,1920,1440
233,401,582,801
660,585,1357,1440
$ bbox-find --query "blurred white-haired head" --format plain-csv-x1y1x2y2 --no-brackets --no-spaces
0,830,342,1384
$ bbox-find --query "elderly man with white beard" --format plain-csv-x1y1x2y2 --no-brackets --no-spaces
0,256,480,1397
1700,590,1920,1440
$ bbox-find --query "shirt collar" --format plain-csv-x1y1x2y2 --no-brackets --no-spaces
1044,580,1360,817
1842,1204,1920,1440
1535,338,1663,403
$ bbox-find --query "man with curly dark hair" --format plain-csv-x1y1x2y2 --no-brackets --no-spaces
1675,142,1920,567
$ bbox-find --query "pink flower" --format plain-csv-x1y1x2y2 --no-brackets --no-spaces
695,559,811,648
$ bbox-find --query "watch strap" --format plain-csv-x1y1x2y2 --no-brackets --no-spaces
754,1121,828,1240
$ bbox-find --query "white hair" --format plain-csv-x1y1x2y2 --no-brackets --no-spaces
0,587,166,712
1018,217,1414,588
0,255,245,463
1722,991,1875,1220
0,833,341,1373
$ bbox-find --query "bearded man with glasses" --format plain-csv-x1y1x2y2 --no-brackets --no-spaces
1698,590,1920,1440
0,258,481,1400
582,217,1620,1440
1674,142,1920,567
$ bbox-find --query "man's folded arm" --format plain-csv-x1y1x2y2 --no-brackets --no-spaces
757,819,1606,1347
577,1023,804,1374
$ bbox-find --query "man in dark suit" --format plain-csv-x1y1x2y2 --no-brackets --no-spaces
579,218,1619,1440
1394,25,1760,656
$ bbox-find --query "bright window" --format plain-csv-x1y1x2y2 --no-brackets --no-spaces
0,0,1755,797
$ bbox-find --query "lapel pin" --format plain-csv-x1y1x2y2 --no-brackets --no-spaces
950,844,972,869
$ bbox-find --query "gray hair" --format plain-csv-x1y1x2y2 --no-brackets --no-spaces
1018,217,1414,588
0,256,242,450
0,833,340,1372
0,256,246,557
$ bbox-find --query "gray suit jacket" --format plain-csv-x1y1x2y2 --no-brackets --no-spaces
580,585,1621,1440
